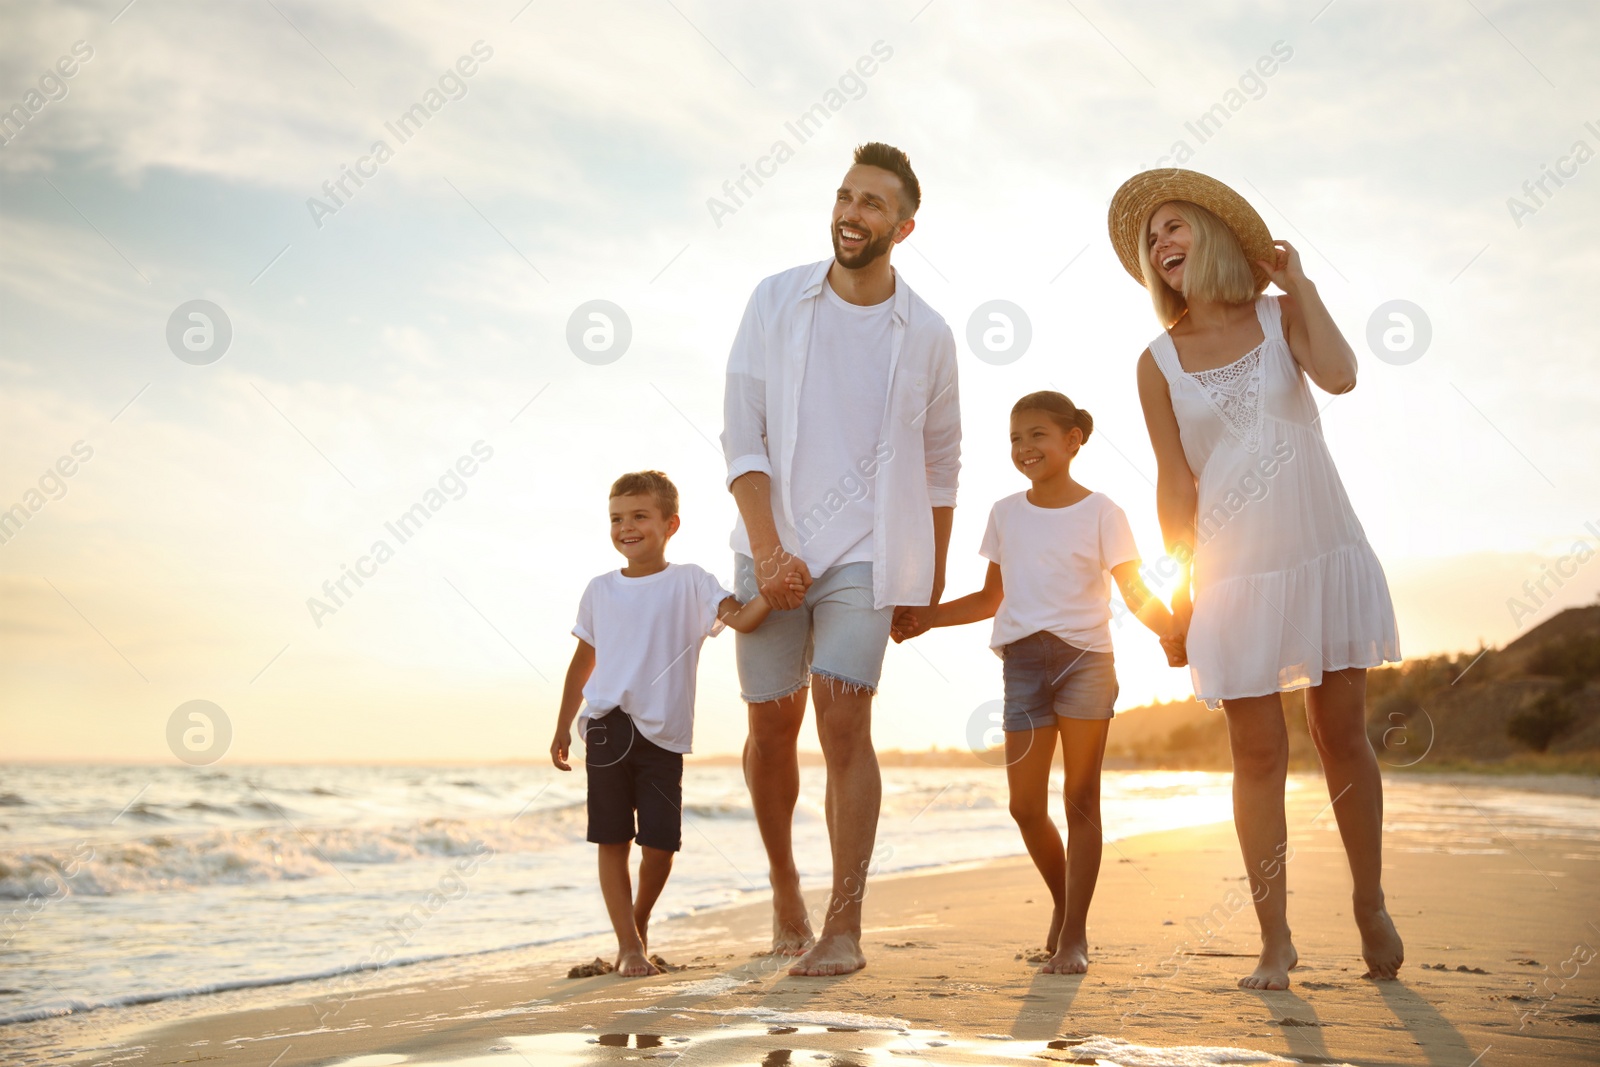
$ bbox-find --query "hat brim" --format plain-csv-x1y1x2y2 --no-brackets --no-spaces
1107,169,1275,294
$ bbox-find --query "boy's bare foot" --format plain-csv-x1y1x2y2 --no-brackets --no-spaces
771,881,814,955
788,931,866,977
615,948,660,978
1356,895,1404,980
1045,902,1065,955
1041,937,1089,974
1239,933,1298,990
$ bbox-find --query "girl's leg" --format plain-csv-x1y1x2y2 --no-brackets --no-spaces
633,846,675,956
1223,694,1298,990
1043,716,1111,974
597,842,657,977
1003,723,1066,954
1304,667,1404,979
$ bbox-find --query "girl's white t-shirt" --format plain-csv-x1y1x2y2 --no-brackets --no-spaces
572,562,733,754
979,491,1140,655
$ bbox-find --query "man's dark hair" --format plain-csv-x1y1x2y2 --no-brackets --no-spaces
853,142,921,218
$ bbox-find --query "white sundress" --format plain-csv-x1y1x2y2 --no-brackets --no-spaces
1148,294,1400,709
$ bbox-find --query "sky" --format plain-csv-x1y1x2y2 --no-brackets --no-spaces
2,0,1597,762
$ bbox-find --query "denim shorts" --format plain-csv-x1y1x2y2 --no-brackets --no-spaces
732,554,892,703
1001,631,1119,730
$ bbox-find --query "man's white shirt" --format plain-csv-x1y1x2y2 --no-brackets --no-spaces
721,259,961,610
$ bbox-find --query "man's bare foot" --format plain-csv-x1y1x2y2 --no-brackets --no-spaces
788,931,866,977
1356,897,1404,980
1041,936,1088,974
770,882,814,956
1045,902,1065,955
1239,934,1298,990
615,948,660,978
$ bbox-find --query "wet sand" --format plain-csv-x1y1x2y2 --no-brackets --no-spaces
51,784,1600,1066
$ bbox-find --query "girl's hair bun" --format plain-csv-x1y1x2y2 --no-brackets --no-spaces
1012,390,1093,444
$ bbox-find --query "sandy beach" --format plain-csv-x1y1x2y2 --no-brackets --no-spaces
25,778,1593,1067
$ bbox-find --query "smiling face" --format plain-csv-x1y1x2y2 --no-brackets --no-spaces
608,493,677,565
1146,202,1192,292
1010,409,1082,483
831,163,911,269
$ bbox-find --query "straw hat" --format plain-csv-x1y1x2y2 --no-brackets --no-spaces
1107,169,1275,293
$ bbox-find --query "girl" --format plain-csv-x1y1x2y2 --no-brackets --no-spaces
893,391,1181,974
1108,167,1404,989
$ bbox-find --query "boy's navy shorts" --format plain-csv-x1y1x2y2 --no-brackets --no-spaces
584,708,684,852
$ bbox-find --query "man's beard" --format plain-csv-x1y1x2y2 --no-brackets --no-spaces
831,223,894,269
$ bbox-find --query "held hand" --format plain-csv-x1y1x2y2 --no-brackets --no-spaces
1255,239,1309,294
890,605,933,643
550,729,573,771
755,545,811,610
1159,629,1188,668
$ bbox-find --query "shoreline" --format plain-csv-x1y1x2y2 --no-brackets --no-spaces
16,776,1594,1066
23,768,1597,1034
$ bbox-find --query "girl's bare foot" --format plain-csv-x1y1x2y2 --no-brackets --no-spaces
788,931,866,977
1045,903,1065,955
1041,936,1088,974
615,948,660,978
1239,933,1298,990
1355,895,1404,979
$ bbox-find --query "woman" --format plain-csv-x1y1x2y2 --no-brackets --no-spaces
1108,169,1404,990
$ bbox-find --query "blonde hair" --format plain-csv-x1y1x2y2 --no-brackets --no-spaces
609,470,679,518
1140,200,1258,327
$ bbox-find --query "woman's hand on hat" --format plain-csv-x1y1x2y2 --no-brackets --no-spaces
1256,239,1308,293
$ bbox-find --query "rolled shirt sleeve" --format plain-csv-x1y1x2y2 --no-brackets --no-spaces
921,322,961,509
721,288,774,489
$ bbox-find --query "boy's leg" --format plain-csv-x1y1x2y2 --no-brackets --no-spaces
587,709,656,977
634,846,674,953
734,553,815,955
597,842,655,976
633,733,684,959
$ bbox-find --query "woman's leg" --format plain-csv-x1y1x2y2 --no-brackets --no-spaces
1223,694,1298,989
1305,667,1404,978
1044,716,1111,974
1003,723,1066,956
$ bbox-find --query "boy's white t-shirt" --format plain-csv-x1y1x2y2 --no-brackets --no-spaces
788,280,894,576
572,563,734,754
979,491,1140,655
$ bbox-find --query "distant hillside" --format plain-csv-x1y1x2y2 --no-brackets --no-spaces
1104,603,1600,774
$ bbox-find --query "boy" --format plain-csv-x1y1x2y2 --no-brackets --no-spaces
550,470,784,977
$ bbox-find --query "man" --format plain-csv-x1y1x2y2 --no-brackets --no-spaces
720,141,960,976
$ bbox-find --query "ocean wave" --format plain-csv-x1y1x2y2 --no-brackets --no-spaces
0,805,592,898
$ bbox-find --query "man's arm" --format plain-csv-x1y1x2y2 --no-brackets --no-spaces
930,505,953,604
721,286,810,610
730,472,810,610
550,638,596,770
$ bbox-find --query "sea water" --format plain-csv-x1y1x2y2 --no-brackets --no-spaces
1,764,1595,1031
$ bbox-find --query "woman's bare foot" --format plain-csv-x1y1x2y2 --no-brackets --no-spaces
1356,896,1404,979
615,948,660,978
788,931,866,977
1040,936,1089,974
1045,903,1065,955
1239,932,1298,990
